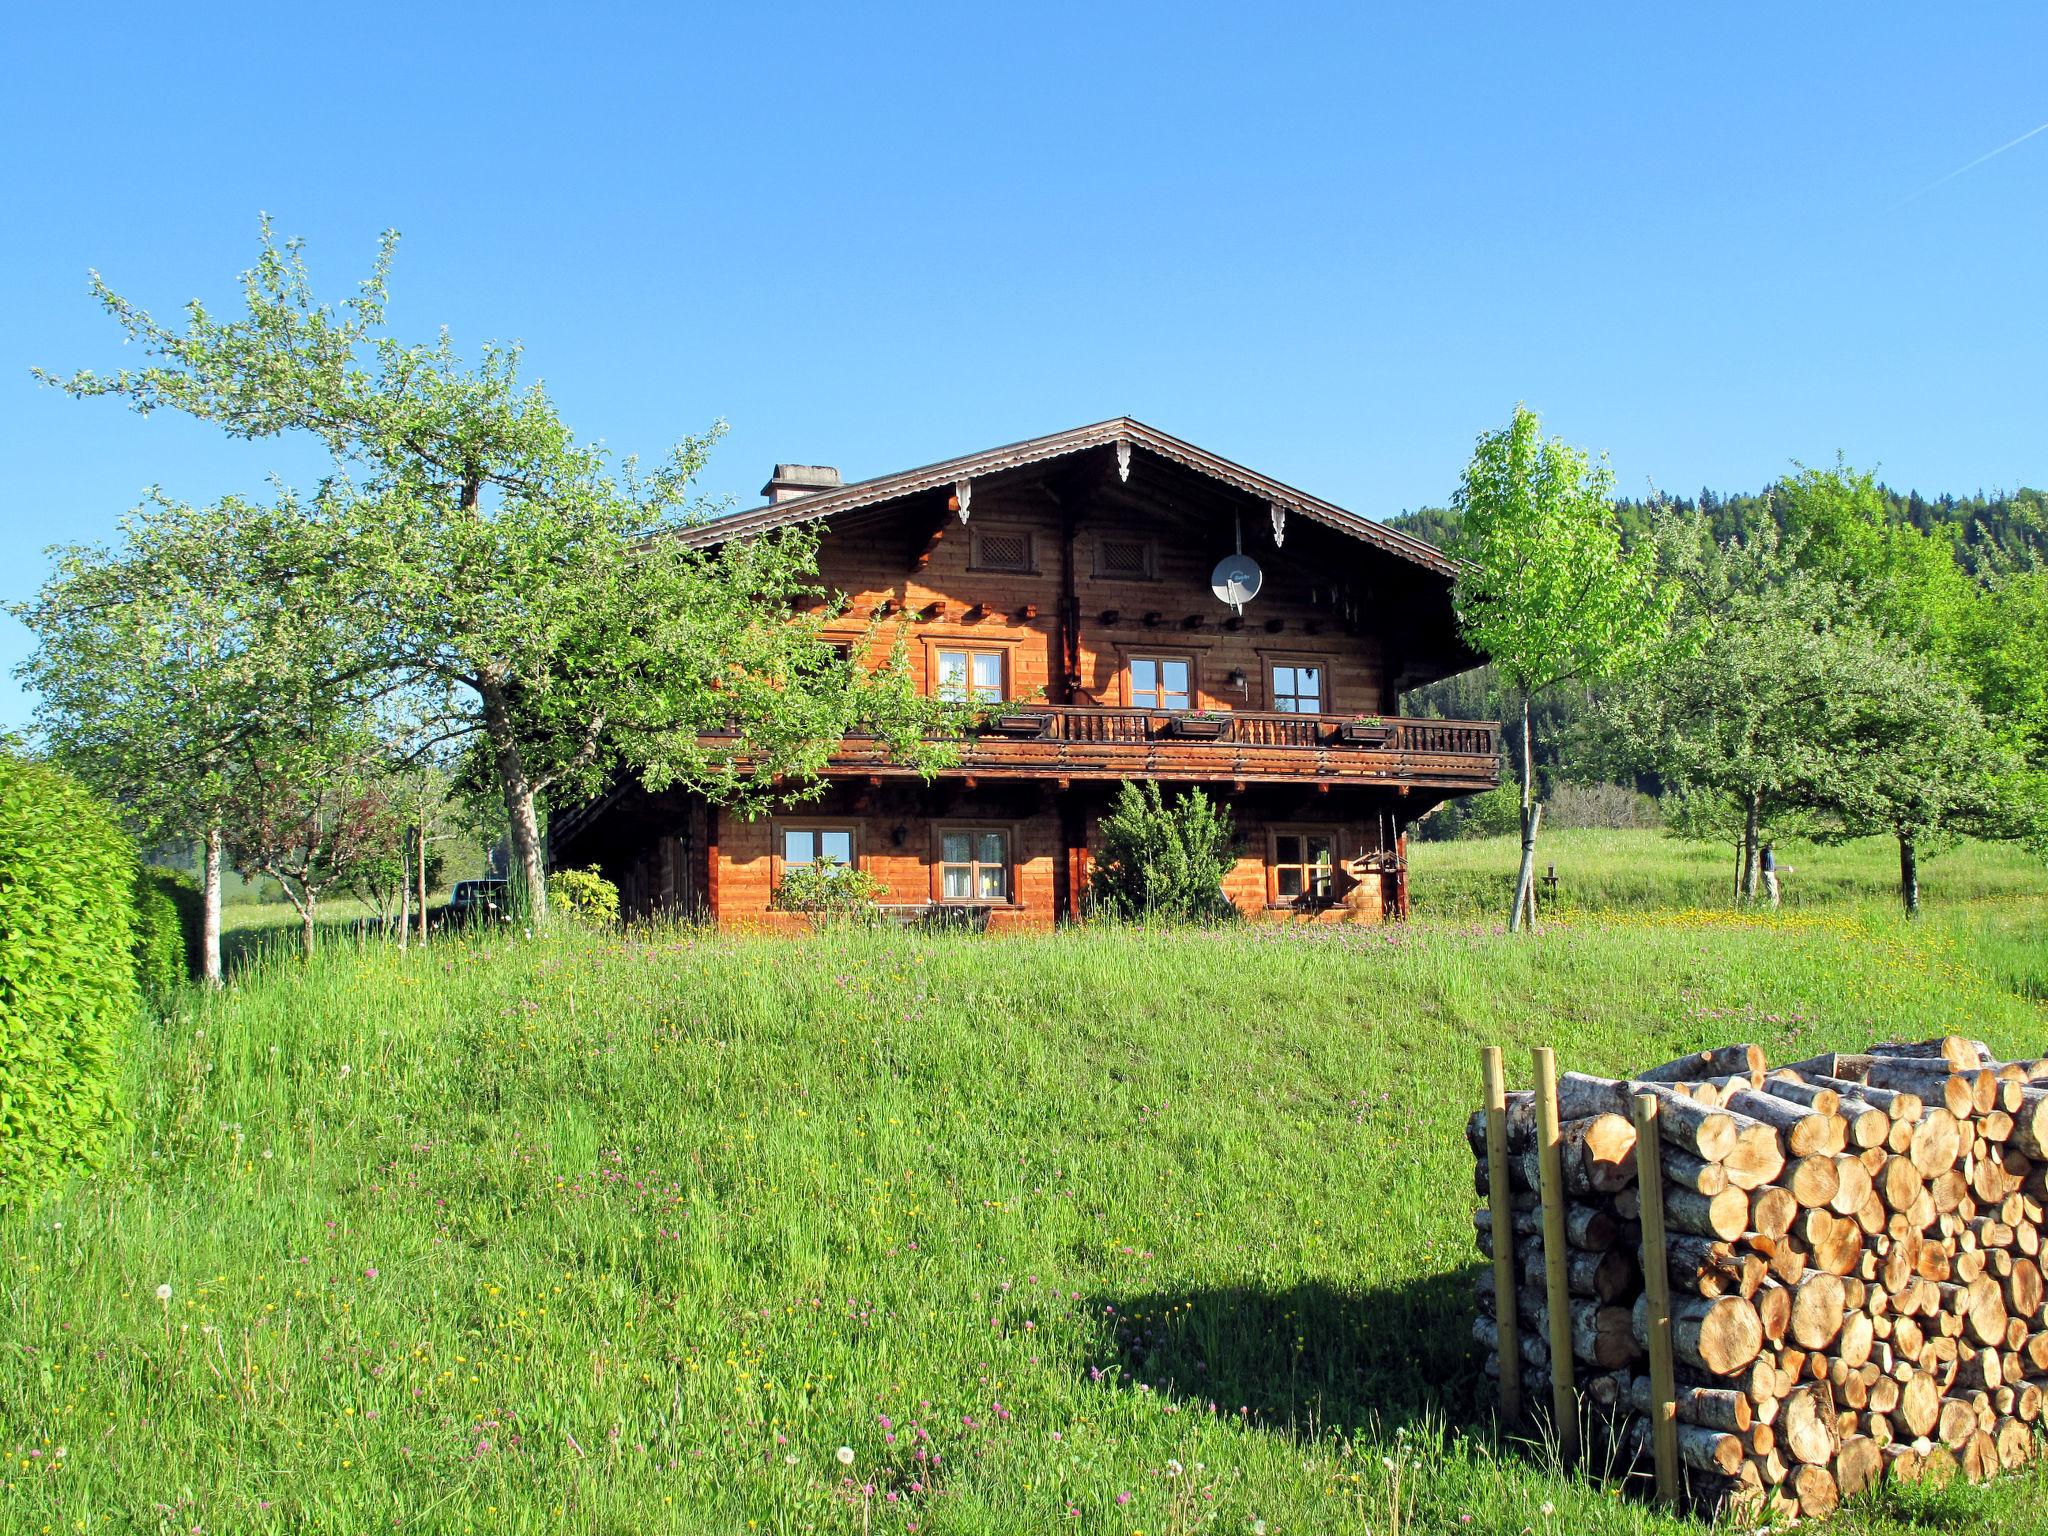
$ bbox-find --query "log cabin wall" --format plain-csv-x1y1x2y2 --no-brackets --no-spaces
697,782,1402,931
808,476,1390,715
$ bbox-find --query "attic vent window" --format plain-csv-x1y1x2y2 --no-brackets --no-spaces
971,528,1032,573
1096,536,1155,580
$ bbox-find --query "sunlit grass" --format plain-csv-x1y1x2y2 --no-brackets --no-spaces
3,833,2046,1532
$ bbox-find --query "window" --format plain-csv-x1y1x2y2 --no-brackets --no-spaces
936,648,1005,703
783,827,855,868
1129,655,1192,711
1096,536,1154,579
1269,662,1324,714
971,527,1032,572
1272,832,1336,904
939,829,1009,902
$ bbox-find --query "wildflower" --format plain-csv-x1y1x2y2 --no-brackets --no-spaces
1541,1502,1555,1517
339,1064,353,1079
1116,1493,1131,1506
155,1284,173,1302
1165,1459,1182,1478
784,1454,798,1465
835,1446,855,1466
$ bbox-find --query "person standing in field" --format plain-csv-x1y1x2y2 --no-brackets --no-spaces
1761,842,1780,908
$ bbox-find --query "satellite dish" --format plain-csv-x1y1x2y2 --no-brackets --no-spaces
1211,553,1264,612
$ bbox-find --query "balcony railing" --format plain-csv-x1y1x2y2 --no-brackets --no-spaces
824,706,1502,789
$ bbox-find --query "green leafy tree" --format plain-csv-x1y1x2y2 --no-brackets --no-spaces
14,495,287,984
1588,512,1872,901
39,223,961,922
1450,405,1672,930
1811,643,2010,915
1088,781,1238,922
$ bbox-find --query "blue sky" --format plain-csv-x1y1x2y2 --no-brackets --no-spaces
4,4,2045,727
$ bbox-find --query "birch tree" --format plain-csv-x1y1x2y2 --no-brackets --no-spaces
1451,406,1671,930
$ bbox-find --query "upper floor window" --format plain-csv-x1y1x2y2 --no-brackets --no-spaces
937,647,1005,703
970,526,1033,573
1129,655,1192,711
1095,535,1156,580
1269,662,1324,714
783,827,855,868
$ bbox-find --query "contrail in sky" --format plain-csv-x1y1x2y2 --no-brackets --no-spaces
1890,119,2048,210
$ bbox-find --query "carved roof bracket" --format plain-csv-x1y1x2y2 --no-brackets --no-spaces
952,478,972,523
1269,501,1287,547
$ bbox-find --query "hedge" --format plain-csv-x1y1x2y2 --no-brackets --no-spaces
0,752,137,1207
133,865,201,996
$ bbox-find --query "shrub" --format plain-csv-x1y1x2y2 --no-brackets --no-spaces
132,866,201,996
770,859,887,917
1545,781,1660,830
546,866,621,926
0,752,137,1208
1088,781,1238,922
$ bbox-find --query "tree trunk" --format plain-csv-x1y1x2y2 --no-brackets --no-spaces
398,825,412,950
481,680,548,925
417,804,429,944
1899,834,1919,917
200,825,224,986
1508,695,1538,932
1740,789,1761,905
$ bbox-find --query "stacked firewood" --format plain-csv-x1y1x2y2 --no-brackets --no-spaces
1467,1036,2048,1520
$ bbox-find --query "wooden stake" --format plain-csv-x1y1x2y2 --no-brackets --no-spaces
1533,1046,1579,1462
1633,1092,1680,1508
1483,1047,1522,1424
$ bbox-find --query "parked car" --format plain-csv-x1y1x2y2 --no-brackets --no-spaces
443,879,512,927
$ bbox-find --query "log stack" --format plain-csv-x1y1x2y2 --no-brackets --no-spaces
1468,1035,2048,1520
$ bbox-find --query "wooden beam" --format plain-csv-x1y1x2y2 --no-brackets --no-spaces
1483,1047,1522,1425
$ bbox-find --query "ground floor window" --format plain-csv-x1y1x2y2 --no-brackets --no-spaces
1270,829,1338,903
937,828,1009,901
782,827,855,868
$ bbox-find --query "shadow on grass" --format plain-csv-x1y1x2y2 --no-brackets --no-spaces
1085,1268,1488,1441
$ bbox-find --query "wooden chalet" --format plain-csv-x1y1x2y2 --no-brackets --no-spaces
550,418,1499,929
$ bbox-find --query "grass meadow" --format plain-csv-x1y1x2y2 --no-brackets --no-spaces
4,832,2047,1533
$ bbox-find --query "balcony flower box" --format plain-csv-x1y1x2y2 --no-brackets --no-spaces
1165,711,1233,740
1336,716,1396,746
989,711,1050,737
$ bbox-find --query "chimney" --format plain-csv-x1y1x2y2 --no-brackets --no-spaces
761,463,842,504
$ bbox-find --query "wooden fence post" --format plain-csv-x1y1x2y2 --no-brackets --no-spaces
1632,1090,1680,1507
1481,1046,1521,1424
1532,1045,1579,1463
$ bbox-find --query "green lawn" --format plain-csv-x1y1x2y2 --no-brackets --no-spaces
4,833,2047,1533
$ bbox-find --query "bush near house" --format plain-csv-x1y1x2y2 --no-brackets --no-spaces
769,858,886,917
1088,780,1238,920
0,752,136,1207
545,866,622,926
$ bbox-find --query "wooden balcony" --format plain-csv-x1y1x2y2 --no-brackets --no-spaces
816,706,1502,791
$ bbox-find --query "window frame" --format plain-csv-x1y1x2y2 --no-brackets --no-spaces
771,819,866,893
930,823,1017,906
1266,825,1345,908
927,643,1010,704
1125,652,1198,711
1092,533,1158,581
968,523,1036,574
1265,655,1330,715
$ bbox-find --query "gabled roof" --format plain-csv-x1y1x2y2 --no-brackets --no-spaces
679,417,1459,578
